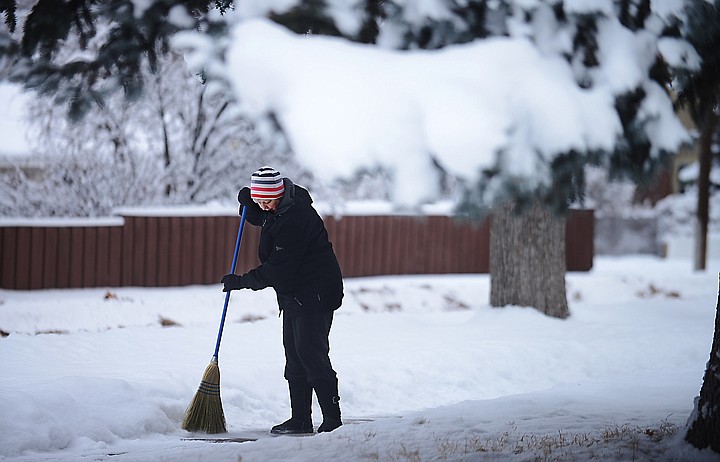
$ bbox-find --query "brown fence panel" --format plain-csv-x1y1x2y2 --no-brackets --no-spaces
345,216,359,275
417,216,433,274
145,217,159,287
156,218,171,287
392,216,408,275
216,217,230,281
15,228,32,290
399,216,418,275
199,216,211,283
419,216,434,273
437,216,451,273
469,221,482,272
357,216,370,274
341,216,357,275
387,217,401,275
121,219,133,287
27,227,44,290
455,219,472,273
365,216,381,276
204,217,218,284
381,216,395,274
209,217,222,279
177,218,192,286
189,217,203,285
438,216,453,273
184,217,195,285
201,217,216,284
135,217,148,287
95,227,110,287
1,227,17,288
97,227,112,287
201,216,212,283
214,216,232,276
168,217,182,286
108,226,123,287
82,228,97,287
42,227,59,288
481,219,492,272
566,210,594,271
68,227,84,288
355,215,370,276
56,228,71,288
363,215,379,276
380,217,390,274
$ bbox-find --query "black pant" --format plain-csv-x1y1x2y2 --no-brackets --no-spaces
283,309,337,386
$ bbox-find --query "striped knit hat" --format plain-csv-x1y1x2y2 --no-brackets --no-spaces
250,166,285,200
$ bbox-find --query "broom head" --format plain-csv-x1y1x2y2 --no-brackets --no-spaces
182,359,227,434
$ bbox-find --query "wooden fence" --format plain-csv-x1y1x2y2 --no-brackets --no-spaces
0,210,593,290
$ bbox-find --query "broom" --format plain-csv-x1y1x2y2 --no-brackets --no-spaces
182,206,248,434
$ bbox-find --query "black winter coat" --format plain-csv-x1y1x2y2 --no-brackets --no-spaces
237,179,343,315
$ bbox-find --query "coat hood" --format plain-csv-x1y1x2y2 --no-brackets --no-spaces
276,178,313,215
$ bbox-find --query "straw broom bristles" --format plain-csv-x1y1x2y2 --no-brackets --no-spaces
181,359,227,434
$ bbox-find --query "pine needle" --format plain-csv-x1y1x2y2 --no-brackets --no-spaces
181,360,227,434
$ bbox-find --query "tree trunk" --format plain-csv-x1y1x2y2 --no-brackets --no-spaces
694,107,718,271
490,200,569,319
685,276,720,453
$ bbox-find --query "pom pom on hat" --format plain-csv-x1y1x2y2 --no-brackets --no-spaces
251,166,285,200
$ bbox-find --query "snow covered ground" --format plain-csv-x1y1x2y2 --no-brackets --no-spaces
1,255,719,461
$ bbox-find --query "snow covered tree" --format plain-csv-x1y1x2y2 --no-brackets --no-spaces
228,0,686,319
673,0,720,271
673,0,720,451
477,0,671,315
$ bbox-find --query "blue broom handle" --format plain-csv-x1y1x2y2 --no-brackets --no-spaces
213,206,248,361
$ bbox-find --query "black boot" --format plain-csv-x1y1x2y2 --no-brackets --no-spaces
271,380,314,434
314,380,342,433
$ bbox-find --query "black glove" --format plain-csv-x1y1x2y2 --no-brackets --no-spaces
221,274,244,292
237,187,252,207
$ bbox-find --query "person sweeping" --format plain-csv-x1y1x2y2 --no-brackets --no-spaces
221,166,344,434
